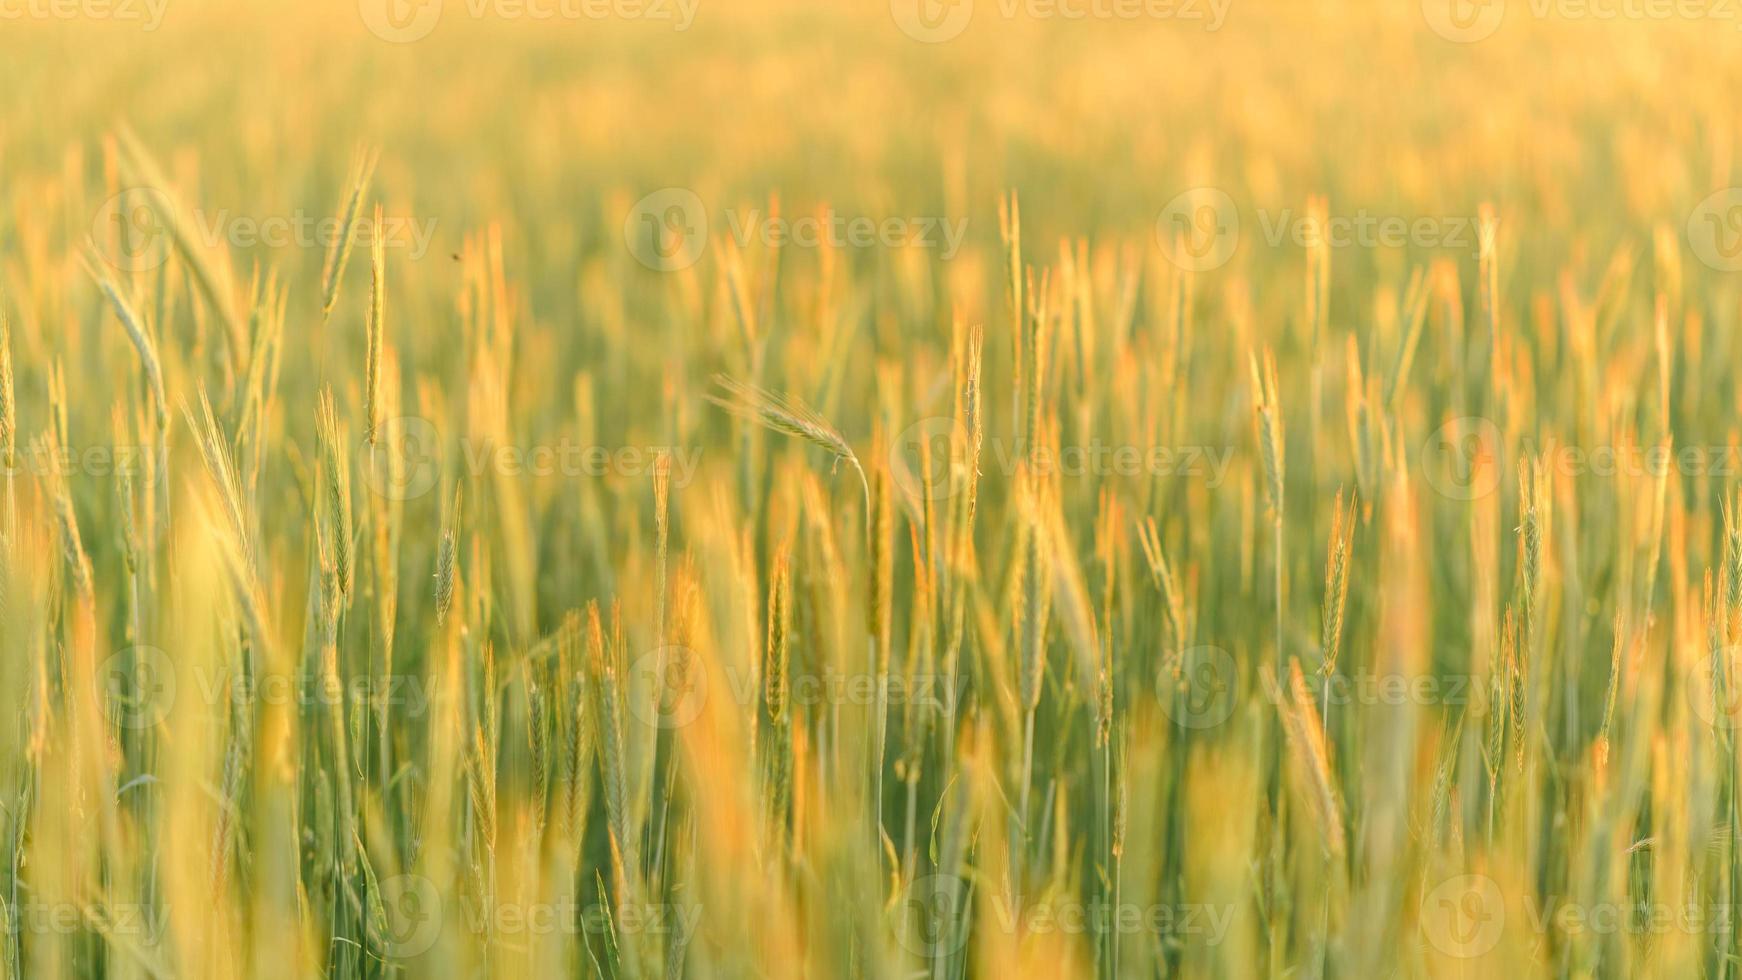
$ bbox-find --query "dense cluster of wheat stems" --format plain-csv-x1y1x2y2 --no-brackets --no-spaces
6,26,1742,972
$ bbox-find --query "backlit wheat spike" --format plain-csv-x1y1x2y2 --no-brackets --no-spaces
1279,659,1345,857
1724,489,1742,635
1597,613,1625,763
710,374,867,511
526,662,550,842
652,451,671,752
869,446,893,664
587,602,633,909
1136,515,1187,671
45,367,69,470
364,204,385,445
1015,473,1051,712
1383,266,1431,410
1503,609,1524,774
435,481,462,626
321,149,379,320
1705,570,1723,719
87,259,168,427
1250,347,1284,521
1427,710,1464,843
467,721,497,851
114,126,244,364
560,613,595,844
868,441,893,832
722,237,759,352
1483,659,1508,805
0,287,12,602
1321,488,1355,676
765,547,793,843
0,290,16,471
1022,267,1051,462
766,548,791,726
1345,336,1378,503
1518,455,1550,636
1013,468,1052,867
215,509,271,653
959,320,985,533
35,433,92,598
185,387,252,565
317,388,353,603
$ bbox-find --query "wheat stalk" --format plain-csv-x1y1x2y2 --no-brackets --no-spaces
364,204,386,445
710,374,868,514
321,149,379,320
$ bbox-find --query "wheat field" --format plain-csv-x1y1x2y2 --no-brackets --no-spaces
4,1,1742,976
